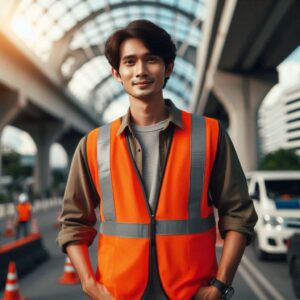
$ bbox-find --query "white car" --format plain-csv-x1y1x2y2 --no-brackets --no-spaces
247,171,300,259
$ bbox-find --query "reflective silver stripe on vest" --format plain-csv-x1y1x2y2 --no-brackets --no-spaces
189,115,206,219
98,123,115,221
156,214,214,235
100,221,149,238
99,214,215,237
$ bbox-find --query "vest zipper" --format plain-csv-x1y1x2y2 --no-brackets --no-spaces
126,129,174,300
150,127,174,300
126,127,175,299
125,136,155,300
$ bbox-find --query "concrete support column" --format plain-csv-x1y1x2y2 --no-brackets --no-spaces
213,70,276,171
26,121,65,196
60,133,83,169
0,90,26,188
34,130,51,196
0,90,26,131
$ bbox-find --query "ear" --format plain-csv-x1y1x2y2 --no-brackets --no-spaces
165,62,174,78
112,67,122,83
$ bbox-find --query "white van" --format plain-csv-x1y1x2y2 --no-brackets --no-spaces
247,171,300,259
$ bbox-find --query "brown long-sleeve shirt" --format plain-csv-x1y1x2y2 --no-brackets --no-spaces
56,99,257,252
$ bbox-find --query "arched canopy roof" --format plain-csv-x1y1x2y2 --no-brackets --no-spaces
11,0,206,118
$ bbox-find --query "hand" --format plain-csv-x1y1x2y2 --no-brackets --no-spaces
193,285,221,300
82,277,115,300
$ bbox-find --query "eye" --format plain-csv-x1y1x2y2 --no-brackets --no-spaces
147,56,158,63
124,59,135,65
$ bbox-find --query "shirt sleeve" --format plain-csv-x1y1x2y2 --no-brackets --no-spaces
56,136,99,253
209,122,258,245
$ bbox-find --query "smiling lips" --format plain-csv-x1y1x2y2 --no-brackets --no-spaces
133,80,154,86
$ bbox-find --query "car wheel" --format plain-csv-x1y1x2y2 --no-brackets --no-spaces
252,234,268,260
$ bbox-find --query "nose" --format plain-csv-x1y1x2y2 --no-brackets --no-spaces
136,60,148,78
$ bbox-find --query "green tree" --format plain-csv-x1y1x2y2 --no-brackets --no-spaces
1,150,33,200
259,148,300,170
2,150,32,178
2,150,21,176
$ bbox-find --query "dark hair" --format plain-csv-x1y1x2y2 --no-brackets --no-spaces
105,19,176,87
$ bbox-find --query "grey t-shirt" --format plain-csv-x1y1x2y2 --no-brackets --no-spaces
132,118,169,211
132,118,169,300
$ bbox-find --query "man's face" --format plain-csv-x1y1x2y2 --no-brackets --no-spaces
112,38,173,102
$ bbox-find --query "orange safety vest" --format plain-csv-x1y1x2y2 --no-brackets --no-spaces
86,111,219,300
16,202,31,222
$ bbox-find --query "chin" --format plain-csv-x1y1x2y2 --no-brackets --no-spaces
130,92,153,100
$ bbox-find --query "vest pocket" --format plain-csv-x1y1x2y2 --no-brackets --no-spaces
97,234,116,293
187,227,218,285
98,235,150,299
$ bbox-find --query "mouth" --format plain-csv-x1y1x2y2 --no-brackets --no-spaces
133,80,154,86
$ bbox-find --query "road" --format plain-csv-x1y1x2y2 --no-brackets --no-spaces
0,207,298,299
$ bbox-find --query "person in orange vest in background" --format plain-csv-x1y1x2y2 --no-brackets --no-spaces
57,20,258,300
16,193,32,239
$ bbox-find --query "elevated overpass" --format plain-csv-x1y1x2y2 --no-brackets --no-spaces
0,27,100,194
192,0,300,171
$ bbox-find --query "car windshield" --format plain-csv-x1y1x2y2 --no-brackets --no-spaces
265,179,300,200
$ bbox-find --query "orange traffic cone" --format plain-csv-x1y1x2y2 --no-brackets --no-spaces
1,261,27,300
3,218,15,237
57,257,80,285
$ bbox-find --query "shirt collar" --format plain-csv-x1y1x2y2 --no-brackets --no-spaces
116,99,183,136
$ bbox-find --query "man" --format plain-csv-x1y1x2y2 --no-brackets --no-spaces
16,193,31,239
57,20,257,300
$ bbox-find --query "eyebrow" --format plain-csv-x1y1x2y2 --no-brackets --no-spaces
121,55,136,61
121,53,157,61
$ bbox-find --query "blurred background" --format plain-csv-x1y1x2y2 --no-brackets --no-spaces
0,0,300,299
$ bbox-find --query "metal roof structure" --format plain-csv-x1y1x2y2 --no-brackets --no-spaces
10,0,206,121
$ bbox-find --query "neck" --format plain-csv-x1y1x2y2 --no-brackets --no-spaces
129,95,167,126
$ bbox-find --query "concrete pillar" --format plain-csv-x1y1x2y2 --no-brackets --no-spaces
0,89,26,131
60,132,83,169
26,121,65,196
213,70,277,171
0,89,26,189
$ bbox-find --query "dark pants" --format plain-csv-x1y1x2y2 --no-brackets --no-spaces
16,221,29,239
